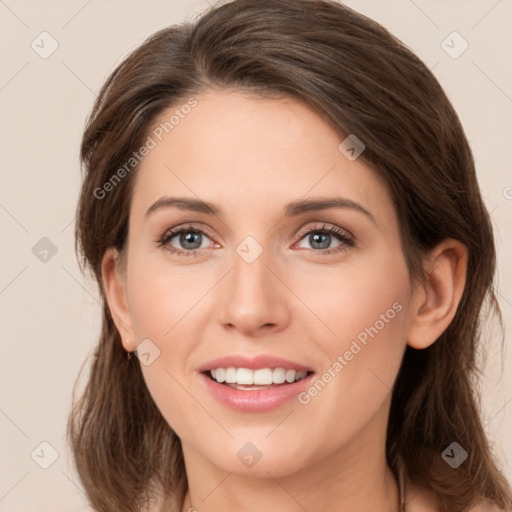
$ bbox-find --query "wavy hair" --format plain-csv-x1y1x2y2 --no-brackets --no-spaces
68,1,512,510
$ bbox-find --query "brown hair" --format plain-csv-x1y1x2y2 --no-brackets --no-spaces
68,0,512,510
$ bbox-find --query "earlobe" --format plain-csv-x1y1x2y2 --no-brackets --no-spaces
407,239,468,350
101,247,134,352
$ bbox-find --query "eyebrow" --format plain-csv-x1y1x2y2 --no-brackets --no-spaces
145,196,376,225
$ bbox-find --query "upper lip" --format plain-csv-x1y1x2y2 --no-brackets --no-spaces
199,354,314,373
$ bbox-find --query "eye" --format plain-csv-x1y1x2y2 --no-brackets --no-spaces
157,223,215,257
157,222,355,257
294,223,355,255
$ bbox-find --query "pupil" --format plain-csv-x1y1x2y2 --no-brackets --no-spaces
181,231,201,249
311,233,330,249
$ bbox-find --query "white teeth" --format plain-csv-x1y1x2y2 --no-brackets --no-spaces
253,368,273,385
209,367,310,385
272,367,286,384
285,369,296,383
236,368,253,385
225,367,237,383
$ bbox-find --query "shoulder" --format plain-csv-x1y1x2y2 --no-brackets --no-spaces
405,477,439,512
405,477,509,512
465,503,509,512
140,491,180,512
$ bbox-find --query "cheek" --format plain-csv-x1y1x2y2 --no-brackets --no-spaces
297,248,410,422
125,249,211,341
124,250,218,435
300,244,410,356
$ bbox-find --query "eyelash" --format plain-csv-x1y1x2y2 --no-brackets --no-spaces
157,222,355,257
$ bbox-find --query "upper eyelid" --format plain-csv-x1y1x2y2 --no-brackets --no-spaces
295,222,354,240
163,222,213,235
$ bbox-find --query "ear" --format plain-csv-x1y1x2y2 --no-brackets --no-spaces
407,238,468,350
101,247,134,353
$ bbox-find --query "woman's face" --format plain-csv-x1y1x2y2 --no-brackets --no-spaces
114,88,415,477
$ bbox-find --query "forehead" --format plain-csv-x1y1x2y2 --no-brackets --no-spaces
131,89,395,228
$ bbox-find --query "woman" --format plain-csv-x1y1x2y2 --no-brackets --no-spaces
67,0,512,511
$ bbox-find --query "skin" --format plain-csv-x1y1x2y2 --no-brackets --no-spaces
102,88,468,512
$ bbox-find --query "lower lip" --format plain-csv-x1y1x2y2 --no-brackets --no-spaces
200,372,314,412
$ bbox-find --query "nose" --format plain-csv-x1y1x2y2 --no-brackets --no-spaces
217,246,290,337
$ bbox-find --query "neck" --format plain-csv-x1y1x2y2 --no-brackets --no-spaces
180,401,400,512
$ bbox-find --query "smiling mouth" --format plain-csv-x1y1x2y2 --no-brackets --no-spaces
204,367,314,390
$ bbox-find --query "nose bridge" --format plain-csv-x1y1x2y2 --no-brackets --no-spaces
218,238,288,334
232,244,271,297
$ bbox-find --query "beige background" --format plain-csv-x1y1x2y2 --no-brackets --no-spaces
1,0,511,510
